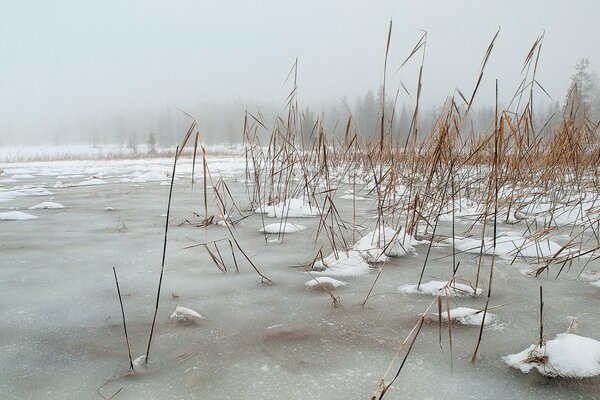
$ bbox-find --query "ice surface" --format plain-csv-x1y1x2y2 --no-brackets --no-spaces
503,333,600,378
2,156,600,400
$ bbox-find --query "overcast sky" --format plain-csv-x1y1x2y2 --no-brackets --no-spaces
1,0,598,142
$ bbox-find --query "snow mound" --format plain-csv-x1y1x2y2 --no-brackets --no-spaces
54,181,75,188
503,333,600,378
170,306,205,322
17,187,53,196
453,234,565,259
434,307,495,325
354,226,416,262
256,198,321,218
29,202,64,210
0,211,39,221
311,250,372,277
132,355,147,367
11,174,35,179
130,171,168,183
399,280,482,297
78,178,107,186
260,222,306,234
305,277,348,291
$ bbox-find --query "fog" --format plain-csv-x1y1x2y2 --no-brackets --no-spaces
0,0,598,145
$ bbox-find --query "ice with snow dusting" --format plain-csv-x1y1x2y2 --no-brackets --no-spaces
434,307,495,325
503,333,600,378
305,277,348,291
260,222,306,234
399,280,482,297
0,211,39,221
29,201,64,209
255,198,321,218
311,250,372,277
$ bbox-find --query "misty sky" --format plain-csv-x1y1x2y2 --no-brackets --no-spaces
1,0,598,142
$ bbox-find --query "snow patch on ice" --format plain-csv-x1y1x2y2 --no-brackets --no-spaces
170,306,205,322
354,226,416,262
452,234,565,259
503,333,600,378
311,250,372,277
305,277,348,291
434,307,495,325
78,178,107,186
399,280,482,297
255,198,321,218
29,202,64,209
0,211,39,221
260,222,306,234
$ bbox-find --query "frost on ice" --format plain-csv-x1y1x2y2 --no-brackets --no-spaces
399,280,482,297
305,277,348,291
170,306,205,323
503,333,600,378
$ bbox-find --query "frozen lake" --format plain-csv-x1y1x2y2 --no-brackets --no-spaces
2,157,600,399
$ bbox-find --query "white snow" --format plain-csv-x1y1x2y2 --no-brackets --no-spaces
452,234,565,259
170,306,205,322
130,171,168,182
434,307,495,325
10,174,35,179
29,201,64,209
354,226,416,262
503,333,600,378
17,187,53,196
0,211,39,221
132,355,147,368
305,277,348,291
260,222,306,234
78,178,107,186
255,198,321,218
399,280,482,297
311,250,372,277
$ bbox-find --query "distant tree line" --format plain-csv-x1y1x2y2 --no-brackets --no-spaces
1,59,597,147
